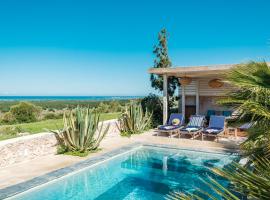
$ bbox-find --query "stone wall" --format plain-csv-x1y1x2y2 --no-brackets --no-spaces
0,119,119,168
0,132,57,168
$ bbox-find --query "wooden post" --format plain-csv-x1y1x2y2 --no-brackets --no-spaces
195,80,199,115
163,75,168,125
181,85,185,119
178,86,181,113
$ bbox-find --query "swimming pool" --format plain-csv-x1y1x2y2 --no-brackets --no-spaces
4,145,239,200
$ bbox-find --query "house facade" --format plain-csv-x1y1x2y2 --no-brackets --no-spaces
148,64,235,124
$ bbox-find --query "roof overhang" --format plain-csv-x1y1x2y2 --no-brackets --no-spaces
148,64,235,78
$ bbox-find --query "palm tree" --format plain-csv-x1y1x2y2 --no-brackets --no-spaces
220,61,270,157
167,155,270,200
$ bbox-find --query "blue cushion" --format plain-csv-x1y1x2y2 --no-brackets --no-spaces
209,115,225,129
222,111,232,117
158,125,182,131
202,127,224,135
239,122,253,130
180,126,202,132
207,110,216,117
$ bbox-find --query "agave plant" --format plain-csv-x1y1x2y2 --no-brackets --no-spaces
116,103,152,135
51,107,110,153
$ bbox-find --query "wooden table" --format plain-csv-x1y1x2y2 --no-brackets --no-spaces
226,127,238,137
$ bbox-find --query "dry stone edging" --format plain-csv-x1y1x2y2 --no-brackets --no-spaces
0,119,119,168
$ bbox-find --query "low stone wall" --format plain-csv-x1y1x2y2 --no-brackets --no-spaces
0,119,119,168
0,132,57,168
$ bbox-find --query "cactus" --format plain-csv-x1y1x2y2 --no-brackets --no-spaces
117,103,152,135
52,107,110,153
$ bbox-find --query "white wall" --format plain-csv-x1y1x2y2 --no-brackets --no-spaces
179,78,233,96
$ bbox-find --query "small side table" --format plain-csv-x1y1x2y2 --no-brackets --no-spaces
227,127,238,138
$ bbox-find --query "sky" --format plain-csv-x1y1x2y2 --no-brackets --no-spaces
0,0,269,96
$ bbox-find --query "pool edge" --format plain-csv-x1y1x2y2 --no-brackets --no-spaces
0,142,240,199
0,142,143,200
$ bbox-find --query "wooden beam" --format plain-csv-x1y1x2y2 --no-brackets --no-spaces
163,75,168,125
195,80,199,115
148,64,235,76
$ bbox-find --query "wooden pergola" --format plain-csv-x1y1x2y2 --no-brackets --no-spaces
148,64,235,124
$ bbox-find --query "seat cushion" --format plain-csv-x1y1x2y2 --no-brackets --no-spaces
202,127,224,135
158,125,182,131
180,126,201,132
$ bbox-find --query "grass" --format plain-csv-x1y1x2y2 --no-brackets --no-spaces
0,112,120,141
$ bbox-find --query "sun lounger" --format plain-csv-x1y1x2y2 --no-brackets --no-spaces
157,113,184,137
201,115,225,142
236,122,255,137
238,122,253,131
180,115,205,139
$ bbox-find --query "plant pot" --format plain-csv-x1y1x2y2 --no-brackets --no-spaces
208,79,224,88
179,77,192,86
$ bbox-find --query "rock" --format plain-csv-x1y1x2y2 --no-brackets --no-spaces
17,132,30,136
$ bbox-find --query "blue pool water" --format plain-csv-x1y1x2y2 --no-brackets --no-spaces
9,147,239,200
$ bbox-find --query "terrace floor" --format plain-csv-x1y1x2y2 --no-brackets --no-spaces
0,129,246,189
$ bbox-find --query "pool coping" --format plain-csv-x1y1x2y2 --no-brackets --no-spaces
0,142,240,199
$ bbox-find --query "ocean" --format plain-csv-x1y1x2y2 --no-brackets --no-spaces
0,96,143,101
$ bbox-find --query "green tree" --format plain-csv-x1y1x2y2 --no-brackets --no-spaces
141,94,163,127
10,102,41,123
150,28,179,97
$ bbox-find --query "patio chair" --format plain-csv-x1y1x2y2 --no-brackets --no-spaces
157,113,184,137
201,115,225,142
179,115,205,139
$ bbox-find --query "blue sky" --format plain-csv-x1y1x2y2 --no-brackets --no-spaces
0,0,269,96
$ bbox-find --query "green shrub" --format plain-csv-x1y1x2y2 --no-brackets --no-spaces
117,103,152,136
109,101,124,112
0,126,24,137
43,112,62,120
1,112,16,124
10,102,41,123
141,94,163,127
96,102,110,113
48,108,55,112
51,107,110,155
